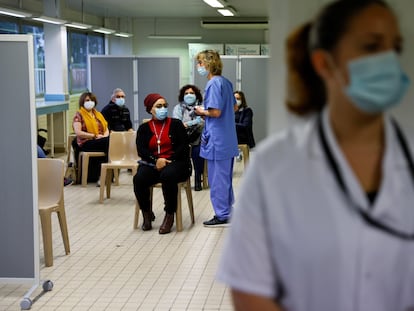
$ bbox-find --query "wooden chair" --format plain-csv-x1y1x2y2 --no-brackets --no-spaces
238,144,250,167
65,134,77,182
99,131,139,203
202,159,209,189
70,136,106,187
79,150,106,187
134,177,194,232
38,158,70,267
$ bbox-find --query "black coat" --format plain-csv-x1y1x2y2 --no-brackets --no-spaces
101,101,133,131
235,107,255,148
136,118,191,170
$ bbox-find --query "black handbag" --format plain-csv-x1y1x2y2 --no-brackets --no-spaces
186,125,202,143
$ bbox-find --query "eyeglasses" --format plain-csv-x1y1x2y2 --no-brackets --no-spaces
116,95,125,98
154,103,168,108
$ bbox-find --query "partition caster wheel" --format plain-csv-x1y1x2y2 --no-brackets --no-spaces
42,280,53,292
20,297,32,310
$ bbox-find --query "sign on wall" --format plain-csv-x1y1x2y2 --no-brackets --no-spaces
225,44,261,55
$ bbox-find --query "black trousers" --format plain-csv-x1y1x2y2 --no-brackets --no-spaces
191,144,204,176
133,161,190,214
134,161,190,214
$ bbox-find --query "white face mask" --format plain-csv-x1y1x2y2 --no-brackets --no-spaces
84,100,95,110
236,100,242,106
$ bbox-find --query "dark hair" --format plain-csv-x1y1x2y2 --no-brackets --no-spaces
286,0,390,116
178,84,203,104
234,91,248,109
78,92,98,108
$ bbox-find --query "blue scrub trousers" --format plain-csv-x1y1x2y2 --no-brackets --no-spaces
207,158,234,220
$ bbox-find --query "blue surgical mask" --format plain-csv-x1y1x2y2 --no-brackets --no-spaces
184,94,196,105
197,65,208,77
155,107,168,120
115,98,125,107
345,51,410,113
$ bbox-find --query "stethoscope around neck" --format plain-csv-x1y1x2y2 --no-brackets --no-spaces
317,113,414,241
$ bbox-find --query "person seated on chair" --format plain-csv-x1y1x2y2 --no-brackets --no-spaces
72,92,109,183
133,93,192,234
173,84,205,191
234,90,255,149
101,88,134,132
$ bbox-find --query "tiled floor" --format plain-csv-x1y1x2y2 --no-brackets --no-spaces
0,158,248,311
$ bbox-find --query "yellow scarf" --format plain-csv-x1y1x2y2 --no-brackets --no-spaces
79,107,108,135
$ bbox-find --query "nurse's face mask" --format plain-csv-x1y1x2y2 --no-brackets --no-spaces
327,51,410,114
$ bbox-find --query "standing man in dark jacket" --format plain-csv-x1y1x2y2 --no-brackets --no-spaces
101,88,133,132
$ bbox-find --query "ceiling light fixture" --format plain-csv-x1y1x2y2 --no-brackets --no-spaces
114,32,133,38
93,27,116,34
0,7,32,18
32,15,67,25
217,7,237,17
148,35,202,40
202,0,225,8
65,22,92,30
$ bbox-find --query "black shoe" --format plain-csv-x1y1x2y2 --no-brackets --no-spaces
203,216,229,227
194,182,202,191
63,177,73,187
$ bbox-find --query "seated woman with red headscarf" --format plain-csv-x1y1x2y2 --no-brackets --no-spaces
133,93,192,234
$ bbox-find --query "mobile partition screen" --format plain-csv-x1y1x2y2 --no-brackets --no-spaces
89,55,180,128
0,35,39,285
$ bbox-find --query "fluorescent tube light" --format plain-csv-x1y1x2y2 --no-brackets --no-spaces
0,7,32,18
148,35,202,40
218,7,237,16
32,15,67,25
203,0,225,8
114,32,133,38
217,9,234,16
65,22,92,30
93,27,116,34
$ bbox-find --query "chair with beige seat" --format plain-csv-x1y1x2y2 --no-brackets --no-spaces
238,144,250,167
69,134,106,186
37,158,70,267
133,176,195,232
99,131,139,203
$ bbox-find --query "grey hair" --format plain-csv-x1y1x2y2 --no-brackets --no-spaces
111,88,124,98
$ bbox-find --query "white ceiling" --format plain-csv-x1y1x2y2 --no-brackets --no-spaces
66,0,269,19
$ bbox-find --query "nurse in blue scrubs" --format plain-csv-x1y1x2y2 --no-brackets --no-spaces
194,50,239,227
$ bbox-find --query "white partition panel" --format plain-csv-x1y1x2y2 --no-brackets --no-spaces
0,35,39,287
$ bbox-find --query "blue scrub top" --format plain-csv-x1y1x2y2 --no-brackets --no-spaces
200,75,238,160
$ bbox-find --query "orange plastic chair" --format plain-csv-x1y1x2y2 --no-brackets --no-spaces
38,158,70,267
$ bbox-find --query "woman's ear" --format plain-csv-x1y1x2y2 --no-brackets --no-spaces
311,49,333,80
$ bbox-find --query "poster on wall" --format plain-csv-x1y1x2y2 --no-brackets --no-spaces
188,43,224,83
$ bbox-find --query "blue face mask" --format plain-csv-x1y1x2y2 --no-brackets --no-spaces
345,51,410,114
197,65,208,77
155,107,168,120
115,98,125,106
184,94,196,105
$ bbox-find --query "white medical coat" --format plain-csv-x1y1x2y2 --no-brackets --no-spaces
217,108,414,311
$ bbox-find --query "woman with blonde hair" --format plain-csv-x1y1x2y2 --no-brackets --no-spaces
194,50,238,227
